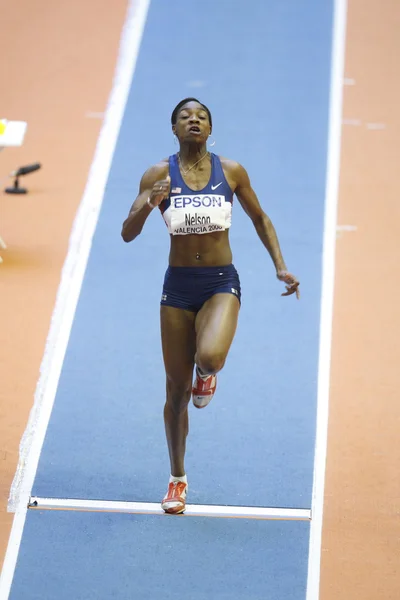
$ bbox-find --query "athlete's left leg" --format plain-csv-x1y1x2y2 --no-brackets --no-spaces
195,293,240,372
193,293,240,407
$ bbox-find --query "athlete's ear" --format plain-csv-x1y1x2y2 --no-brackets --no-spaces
172,125,176,136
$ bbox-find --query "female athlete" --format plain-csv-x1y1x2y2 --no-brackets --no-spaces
121,98,300,514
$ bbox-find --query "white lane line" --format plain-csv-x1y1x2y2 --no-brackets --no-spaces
366,122,386,130
336,225,357,232
28,497,311,520
336,224,357,238
0,1,151,598
85,111,106,119
186,80,207,88
342,118,361,126
306,1,348,600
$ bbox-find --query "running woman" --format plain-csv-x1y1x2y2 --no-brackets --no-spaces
121,98,300,514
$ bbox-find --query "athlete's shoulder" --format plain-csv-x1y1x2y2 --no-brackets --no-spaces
145,157,170,177
140,158,169,188
218,155,246,174
217,156,248,186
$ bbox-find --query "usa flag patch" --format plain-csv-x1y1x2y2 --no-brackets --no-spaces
171,187,181,193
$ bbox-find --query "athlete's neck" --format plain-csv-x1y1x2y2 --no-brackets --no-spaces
178,144,209,166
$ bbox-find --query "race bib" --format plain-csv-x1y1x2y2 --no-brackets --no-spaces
169,194,227,235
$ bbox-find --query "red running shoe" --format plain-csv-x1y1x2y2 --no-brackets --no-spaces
161,481,188,514
192,368,217,409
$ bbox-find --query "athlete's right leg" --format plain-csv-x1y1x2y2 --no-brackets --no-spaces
160,305,196,477
160,305,196,513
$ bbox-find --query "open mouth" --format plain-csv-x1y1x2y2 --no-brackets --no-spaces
188,126,201,134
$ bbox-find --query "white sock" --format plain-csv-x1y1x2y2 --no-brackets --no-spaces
196,366,210,380
169,474,187,484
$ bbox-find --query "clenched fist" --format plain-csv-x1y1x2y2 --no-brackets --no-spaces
148,175,171,208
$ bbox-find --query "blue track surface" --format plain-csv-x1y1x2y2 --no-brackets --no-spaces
5,1,340,598
30,0,334,509
10,511,310,600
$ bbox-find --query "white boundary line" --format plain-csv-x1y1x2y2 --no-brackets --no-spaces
0,0,151,596
29,497,311,521
306,1,348,599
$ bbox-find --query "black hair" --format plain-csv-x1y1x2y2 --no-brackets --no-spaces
171,97,212,128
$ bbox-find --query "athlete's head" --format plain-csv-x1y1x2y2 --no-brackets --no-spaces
171,98,212,144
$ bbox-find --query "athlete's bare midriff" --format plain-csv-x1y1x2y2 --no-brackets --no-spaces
168,230,232,267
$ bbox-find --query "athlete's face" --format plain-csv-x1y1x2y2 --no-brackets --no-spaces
173,101,211,143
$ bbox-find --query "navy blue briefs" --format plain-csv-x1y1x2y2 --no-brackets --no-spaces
161,264,241,313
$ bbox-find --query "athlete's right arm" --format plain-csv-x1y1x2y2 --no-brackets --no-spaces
121,163,170,242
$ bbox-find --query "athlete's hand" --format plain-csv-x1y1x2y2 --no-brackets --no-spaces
149,175,170,207
277,270,300,299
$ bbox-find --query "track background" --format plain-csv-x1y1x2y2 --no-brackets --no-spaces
28,0,333,512
1,1,399,599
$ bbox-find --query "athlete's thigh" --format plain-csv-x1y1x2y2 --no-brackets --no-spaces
195,293,240,357
160,305,197,384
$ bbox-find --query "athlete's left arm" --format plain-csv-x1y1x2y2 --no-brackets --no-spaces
232,162,300,298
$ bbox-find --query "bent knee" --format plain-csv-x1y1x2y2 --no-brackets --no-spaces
196,351,226,375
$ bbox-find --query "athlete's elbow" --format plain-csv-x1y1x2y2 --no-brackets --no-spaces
121,231,132,243
252,211,269,228
121,223,141,242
